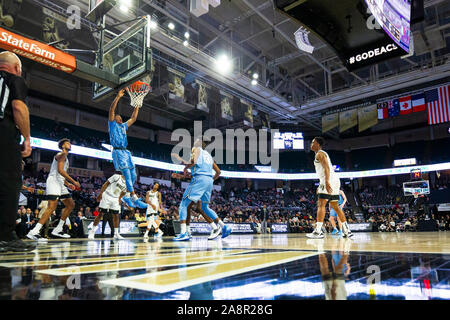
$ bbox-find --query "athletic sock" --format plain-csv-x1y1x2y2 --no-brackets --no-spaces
333,227,338,232
180,223,187,234
187,225,191,234
144,230,149,236
132,194,138,201
55,219,65,231
33,223,43,233
115,229,119,235
125,192,131,198
217,220,225,228
342,222,349,233
210,222,218,230
315,222,323,233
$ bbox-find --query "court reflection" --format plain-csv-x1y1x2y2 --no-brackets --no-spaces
0,234,449,300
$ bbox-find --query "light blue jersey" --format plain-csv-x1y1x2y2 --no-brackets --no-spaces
108,121,128,149
192,148,213,177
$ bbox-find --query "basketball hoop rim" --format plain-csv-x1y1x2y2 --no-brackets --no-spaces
126,80,151,93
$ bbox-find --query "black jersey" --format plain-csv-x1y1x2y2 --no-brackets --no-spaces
0,70,28,124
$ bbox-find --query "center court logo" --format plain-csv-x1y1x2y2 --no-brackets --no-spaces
170,121,280,171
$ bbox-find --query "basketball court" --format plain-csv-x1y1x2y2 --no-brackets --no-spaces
1,233,449,300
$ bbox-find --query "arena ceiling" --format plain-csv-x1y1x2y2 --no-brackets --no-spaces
30,0,450,138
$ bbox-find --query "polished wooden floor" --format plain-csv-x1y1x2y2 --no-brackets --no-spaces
1,232,449,300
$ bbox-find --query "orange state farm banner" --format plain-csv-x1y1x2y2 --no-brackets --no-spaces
0,27,76,73
322,113,339,133
339,109,358,133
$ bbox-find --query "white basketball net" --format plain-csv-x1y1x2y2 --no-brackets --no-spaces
126,81,151,108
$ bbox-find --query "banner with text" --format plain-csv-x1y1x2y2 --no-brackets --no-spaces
322,113,339,133
195,80,210,113
167,67,185,102
339,109,358,133
260,112,271,129
241,99,254,127
358,104,378,132
220,90,234,121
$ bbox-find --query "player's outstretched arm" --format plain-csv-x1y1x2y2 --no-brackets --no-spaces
182,147,200,176
109,89,125,121
171,153,191,165
57,153,80,188
157,192,165,213
340,190,347,208
118,192,126,206
126,106,139,128
97,181,110,202
212,161,221,181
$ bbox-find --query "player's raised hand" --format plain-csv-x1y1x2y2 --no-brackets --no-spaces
117,88,126,98
171,172,182,179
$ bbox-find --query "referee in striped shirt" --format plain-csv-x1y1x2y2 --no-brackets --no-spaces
0,51,35,252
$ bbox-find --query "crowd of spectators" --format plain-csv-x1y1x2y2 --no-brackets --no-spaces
16,167,450,239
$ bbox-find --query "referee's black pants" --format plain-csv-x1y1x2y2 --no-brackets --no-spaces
0,121,22,242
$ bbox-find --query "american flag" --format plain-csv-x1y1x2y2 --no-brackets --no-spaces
426,85,450,125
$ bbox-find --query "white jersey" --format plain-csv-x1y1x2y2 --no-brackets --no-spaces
314,150,338,183
104,174,127,198
48,155,69,184
146,190,159,214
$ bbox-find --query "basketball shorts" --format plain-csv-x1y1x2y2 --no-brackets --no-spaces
183,175,213,203
99,193,121,212
45,176,71,200
112,149,134,171
146,202,159,216
323,277,347,300
317,178,340,201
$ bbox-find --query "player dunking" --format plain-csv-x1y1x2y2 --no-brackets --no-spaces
307,137,353,239
173,139,231,241
88,173,127,240
143,183,166,239
27,138,80,240
108,89,145,209
329,189,347,235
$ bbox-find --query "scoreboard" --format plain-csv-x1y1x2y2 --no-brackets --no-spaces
273,132,304,150
410,168,422,180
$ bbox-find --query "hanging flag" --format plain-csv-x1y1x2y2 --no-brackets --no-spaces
322,113,339,133
339,109,358,133
358,104,378,132
426,84,450,125
388,99,400,117
377,102,388,119
399,96,412,115
411,93,426,112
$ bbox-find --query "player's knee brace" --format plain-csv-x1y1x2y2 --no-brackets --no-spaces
201,202,218,221
178,197,191,221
